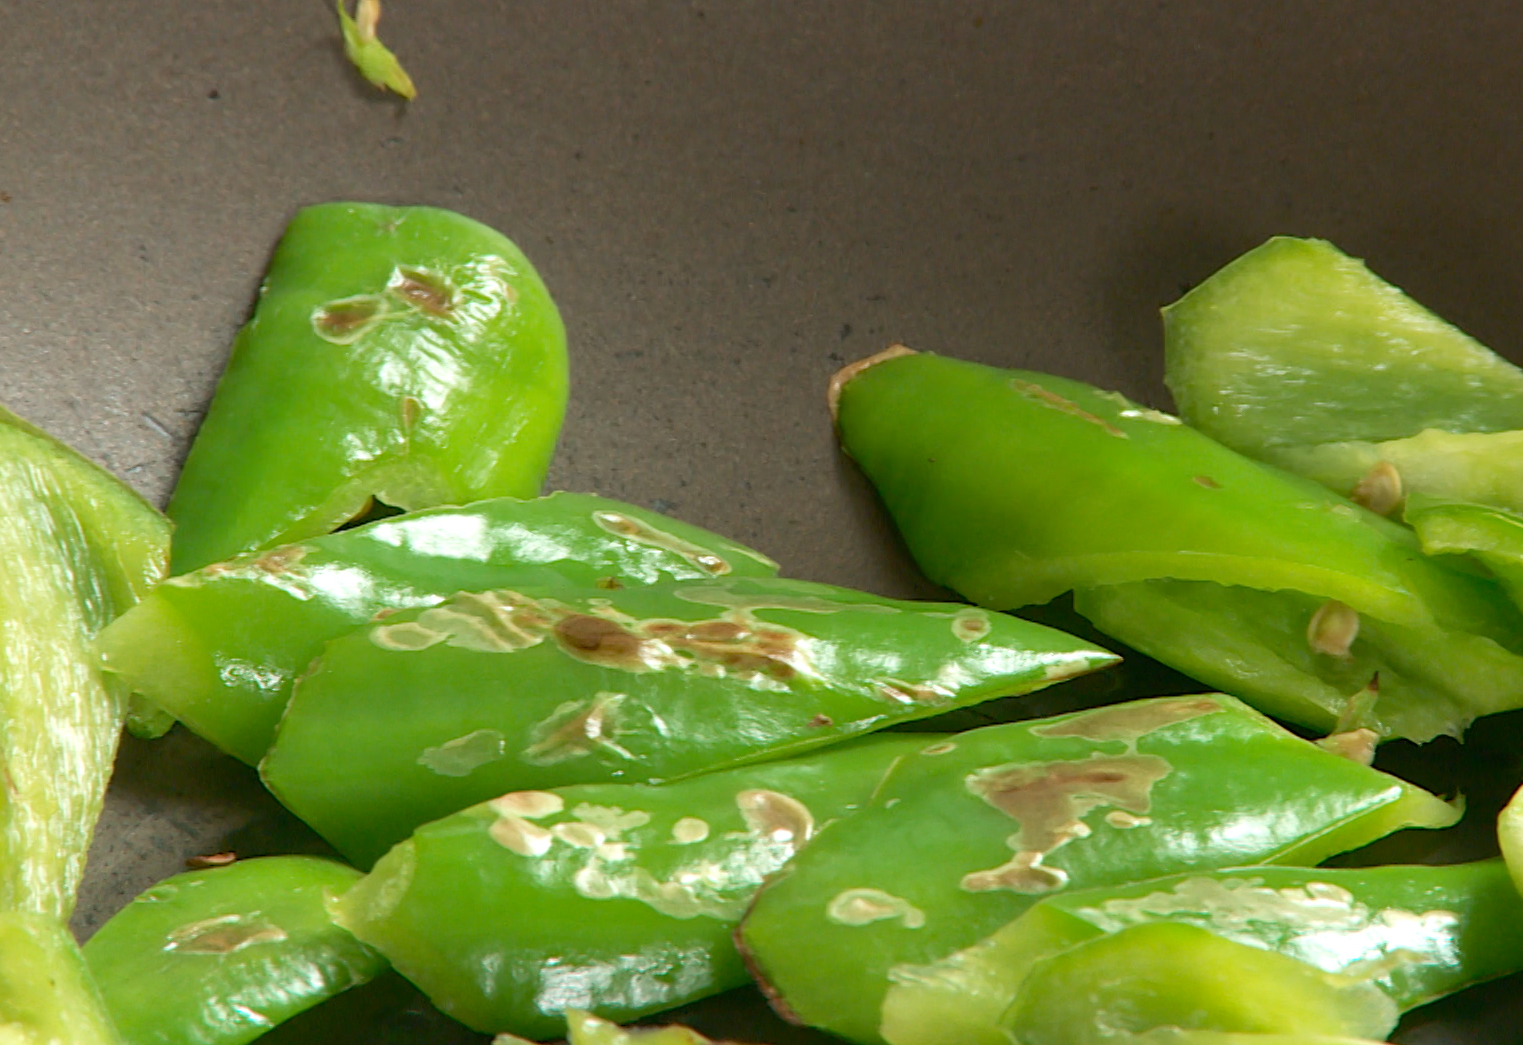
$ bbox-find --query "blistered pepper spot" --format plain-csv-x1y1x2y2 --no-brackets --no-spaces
671,817,710,844
416,728,506,777
312,294,389,344
388,265,456,317
591,510,733,576
826,888,926,929
1031,696,1223,747
1011,379,1127,438
951,608,992,642
737,789,815,845
488,791,564,819
490,815,554,858
960,753,1173,895
523,691,636,766
165,914,289,955
877,679,954,706
1193,475,1221,489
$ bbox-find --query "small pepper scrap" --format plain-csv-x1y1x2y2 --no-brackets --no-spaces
735,694,1459,1045
831,347,1523,742
166,202,568,574
98,492,780,766
331,732,936,1038
84,856,387,1045
261,576,1118,865
882,859,1523,1045
337,0,417,100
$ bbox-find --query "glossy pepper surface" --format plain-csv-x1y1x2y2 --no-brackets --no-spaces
84,856,386,1045
0,405,169,919
263,576,1117,865
735,694,1458,1045
167,202,568,574
882,859,1523,1045
0,911,124,1044
832,348,1523,742
98,493,778,766
332,732,936,1037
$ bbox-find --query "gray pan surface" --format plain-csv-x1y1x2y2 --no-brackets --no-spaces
4,2,1523,1042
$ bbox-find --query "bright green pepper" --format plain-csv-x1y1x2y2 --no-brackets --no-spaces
832,348,1523,741
332,732,935,1037
1404,494,1523,606
98,493,778,766
560,1009,721,1045
84,857,386,1045
0,406,169,919
882,859,1523,1045
166,202,568,574
262,576,1117,865
735,694,1457,1045
1004,923,1397,1044
0,910,124,1044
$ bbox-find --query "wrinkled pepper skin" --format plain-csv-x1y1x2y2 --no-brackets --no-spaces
84,857,386,1045
735,694,1457,1045
0,911,124,1044
1004,922,1397,1044
833,349,1523,742
333,733,936,1037
262,576,1117,865
0,406,169,919
167,202,568,574
883,859,1523,1045
98,493,778,766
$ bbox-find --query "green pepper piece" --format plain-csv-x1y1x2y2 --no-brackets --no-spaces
736,694,1457,1045
0,911,124,1044
336,0,416,99
332,733,933,1037
263,577,1117,866
883,859,1523,1045
831,349,1520,640
1004,923,1397,1044
1404,493,1523,608
1073,579,1523,742
0,407,169,919
1496,783,1523,899
84,856,386,1045
167,202,568,574
1163,236,1523,454
99,493,777,766
560,1009,721,1045
1123,1033,1385,1045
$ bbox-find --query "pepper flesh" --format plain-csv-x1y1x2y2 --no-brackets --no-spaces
332,733,935,1037
0,911,124,1044
262,576,1117,865
0,406,169,919
167,202,568,574
735,694,1457,1045
84,856,386,1045
98,493,779,766
882,859,1523,1045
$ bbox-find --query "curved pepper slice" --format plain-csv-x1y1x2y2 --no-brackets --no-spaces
167,202,568,574
882,859,1523,1045
0,911,123,1044
1004,923,1397,1044
735,694,1457,1045
98,493,778,766
83,856,386,1045
332,732,934,1037
0,406,169,918
262,576,1117,865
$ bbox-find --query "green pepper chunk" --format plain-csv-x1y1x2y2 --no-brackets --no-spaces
98,493,778,766
1005,923,1397,1044
84,856,386,1045
263,576,1117,865
883,859,1523,1045
0,911,124,1044
167,202,568,574
0,406,169,919
736,694,1457,1045
832,349,1523,742
560,1009,723,1045
1404,493,1523,607
333,733,933,1037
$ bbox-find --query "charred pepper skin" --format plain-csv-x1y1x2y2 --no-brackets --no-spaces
883,859,1523,1045
332,733,936,1038
167,202,568,574
84,856,386,1045
832,349,1523,742
261,576,1118,866
0,405,169,920
734,694,1457,1045
98,493,779,766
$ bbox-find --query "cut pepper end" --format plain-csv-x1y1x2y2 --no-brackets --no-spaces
828,344,918,425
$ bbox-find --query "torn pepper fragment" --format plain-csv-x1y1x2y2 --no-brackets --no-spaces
259,575,1118,866
735,694,1458,1045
